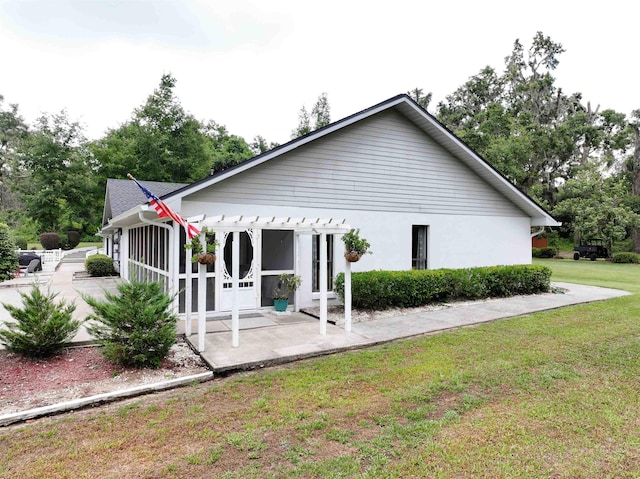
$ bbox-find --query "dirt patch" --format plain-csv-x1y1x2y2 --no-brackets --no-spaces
0,342,210,416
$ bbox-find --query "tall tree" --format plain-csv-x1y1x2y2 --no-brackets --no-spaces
407,88,432,110
291,93,331,139
16,111,98,233
203,121,254,174
92,73,211,184
0,95,28,213
436,32,628,209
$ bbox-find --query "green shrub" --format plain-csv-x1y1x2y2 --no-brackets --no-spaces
334,265,551,310
0,223,18,281
83,281,178,368
81,235,102,243
67,230,81,248
13,236,28,250
85,254,115,276
0,285,80,357
59,237,72,250
532,247,555,258
39,232,60,250
611,252,640,264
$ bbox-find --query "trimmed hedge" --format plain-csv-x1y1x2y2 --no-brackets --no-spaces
532,247,556,258
39,232,60,250
611,252,640,264
334,265,551,310
67,231,81,248
85,254,115,276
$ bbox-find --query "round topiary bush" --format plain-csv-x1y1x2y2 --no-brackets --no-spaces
611,252,640,264
85,254,115,276
67,230,81,248
39,232,60,250
13,236,27,250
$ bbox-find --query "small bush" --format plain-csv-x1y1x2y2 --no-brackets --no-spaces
67,231,81,248
532,247,555,258
83,281,178,368
334,265,551,310
39,232,60,250
0,285,80,357
0,223,18,281
611,252,640,264
13,236,28,250
85,254,115,276
59,237,72,250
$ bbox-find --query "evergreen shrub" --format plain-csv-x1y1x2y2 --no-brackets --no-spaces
611,252,640,264
0,223,18,281
83,281,177,368
532,247,556,258
85,254,115,276
67,230,81,248
0,285,80,357
39,232,60,250
334,264,551,310
13,236,28,250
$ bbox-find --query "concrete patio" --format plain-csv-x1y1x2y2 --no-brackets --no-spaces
186,282,630,373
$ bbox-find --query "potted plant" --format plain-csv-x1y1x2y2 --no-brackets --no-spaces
184,228,220,265
341,228,371,262
273,273,302,312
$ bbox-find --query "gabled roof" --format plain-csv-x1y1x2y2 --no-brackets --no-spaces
102,178,187,227
159,94,558,227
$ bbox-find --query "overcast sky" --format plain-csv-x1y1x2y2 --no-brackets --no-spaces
0,0,637,146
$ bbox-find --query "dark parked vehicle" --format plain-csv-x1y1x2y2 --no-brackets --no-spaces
573,239,609,261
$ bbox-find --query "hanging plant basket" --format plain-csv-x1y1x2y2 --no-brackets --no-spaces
344,251,362,263
196,253,217,265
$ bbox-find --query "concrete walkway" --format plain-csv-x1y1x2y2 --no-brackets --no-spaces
188,282,630,373
0,249,122,347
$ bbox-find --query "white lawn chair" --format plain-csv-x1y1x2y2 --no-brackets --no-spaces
22,259,40,277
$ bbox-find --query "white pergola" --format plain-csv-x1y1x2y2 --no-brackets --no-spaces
184,215,354,352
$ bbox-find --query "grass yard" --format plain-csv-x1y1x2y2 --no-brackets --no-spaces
2,260,640,478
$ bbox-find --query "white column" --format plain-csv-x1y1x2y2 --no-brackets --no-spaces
319,232,327,336
232,231,240,348
344,260,352,332
197,233,206,352
185,249,192,337
294,233,300,312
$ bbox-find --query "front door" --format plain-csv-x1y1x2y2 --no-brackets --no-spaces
220,230,258,311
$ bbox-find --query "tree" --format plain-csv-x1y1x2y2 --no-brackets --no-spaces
16,111,99,233
250,135,279,155
407,88,432,110
436,32,628,209
92,73,211,184
291,93,331,139
553,161,638,252
204,121,255,174
0,95,28,214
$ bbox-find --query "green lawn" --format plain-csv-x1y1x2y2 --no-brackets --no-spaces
1,260,640,478
535,257,640,293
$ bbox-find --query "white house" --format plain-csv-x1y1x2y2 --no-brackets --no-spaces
100,94,559,348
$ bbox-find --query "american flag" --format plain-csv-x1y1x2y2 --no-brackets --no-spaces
127,173,200,239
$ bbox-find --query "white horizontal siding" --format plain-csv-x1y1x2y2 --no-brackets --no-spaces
188,110,525,217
